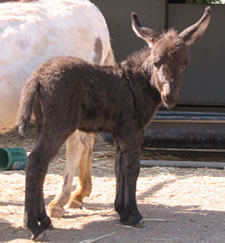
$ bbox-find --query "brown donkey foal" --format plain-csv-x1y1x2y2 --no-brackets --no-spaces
17,7,210,240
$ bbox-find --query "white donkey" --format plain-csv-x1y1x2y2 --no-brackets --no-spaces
0,0,115,217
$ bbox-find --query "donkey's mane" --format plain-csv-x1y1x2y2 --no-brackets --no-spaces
162,29,178,39
121,47,151,71
159,29,183,53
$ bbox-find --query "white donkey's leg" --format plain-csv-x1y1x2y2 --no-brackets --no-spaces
48,130,85,218
66,132,94,208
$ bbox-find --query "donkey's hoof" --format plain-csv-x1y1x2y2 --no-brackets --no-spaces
132,219,145,228
46,222,54,230
66,199,83,209
120,214,143,227
48,205,65,218
32,231,49,242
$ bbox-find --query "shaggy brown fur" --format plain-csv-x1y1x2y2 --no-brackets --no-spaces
17,8,210,240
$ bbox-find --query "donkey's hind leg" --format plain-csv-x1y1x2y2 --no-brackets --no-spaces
66,132,95,208
48,131,95,217
48,130,86,218
24,127,73,240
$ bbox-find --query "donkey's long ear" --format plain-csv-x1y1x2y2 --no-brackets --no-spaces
131,12,160,48
179,7,211,46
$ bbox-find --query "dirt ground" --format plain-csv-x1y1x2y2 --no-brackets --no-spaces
1,127,225,243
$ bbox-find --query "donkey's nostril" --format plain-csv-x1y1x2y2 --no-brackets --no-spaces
162,94,176,108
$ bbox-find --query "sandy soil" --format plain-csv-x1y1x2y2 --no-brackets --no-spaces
1,127,225,243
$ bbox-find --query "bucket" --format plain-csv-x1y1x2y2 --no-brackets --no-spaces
0,147,27,170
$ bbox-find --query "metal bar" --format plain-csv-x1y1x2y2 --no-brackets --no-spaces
140,160,225,169
154,111,225,121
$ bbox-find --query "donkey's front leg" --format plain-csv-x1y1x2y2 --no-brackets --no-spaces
122,149,143,225
114,130,144,226
114,146,125,217
114,147,143,226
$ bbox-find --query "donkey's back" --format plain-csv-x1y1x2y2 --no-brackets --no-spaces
18,56,134,135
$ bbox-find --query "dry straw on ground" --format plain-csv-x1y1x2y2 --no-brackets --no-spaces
1,126,225,242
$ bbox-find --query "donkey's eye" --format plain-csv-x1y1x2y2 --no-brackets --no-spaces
181,65,186,71
154,62,161,68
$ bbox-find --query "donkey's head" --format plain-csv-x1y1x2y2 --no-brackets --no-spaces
131,7,211,108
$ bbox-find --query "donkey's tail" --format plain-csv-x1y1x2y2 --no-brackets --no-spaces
16,75,39,138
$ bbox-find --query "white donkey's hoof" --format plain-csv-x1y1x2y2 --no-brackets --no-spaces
47,204,65,218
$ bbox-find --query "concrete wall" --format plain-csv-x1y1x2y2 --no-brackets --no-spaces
168,4,225,106
93,0,167,61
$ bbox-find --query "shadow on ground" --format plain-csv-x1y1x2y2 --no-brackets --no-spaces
1,203,225,243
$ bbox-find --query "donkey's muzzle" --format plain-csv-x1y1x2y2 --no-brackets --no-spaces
161,94,177,108
161,83,178,108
